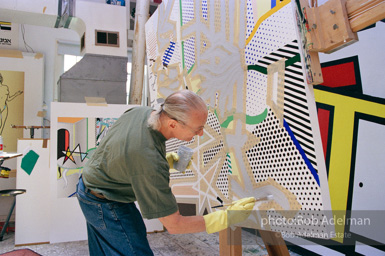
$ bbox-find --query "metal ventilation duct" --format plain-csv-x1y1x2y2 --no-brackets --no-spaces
58,53,127,104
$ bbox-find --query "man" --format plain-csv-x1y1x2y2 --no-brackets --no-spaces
77,90,254,255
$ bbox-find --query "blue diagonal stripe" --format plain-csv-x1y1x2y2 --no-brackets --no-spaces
283,119,320,186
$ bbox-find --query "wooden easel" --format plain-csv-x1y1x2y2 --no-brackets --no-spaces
297,0,385,85
219,228,242,256
219,228,290,256
258,230,290,256
11,125,50,139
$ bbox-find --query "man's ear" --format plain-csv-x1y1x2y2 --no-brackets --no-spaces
168,119,178,129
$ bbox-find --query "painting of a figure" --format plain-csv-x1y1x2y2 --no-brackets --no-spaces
0,70,24,151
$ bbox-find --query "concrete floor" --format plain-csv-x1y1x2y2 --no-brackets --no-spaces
0,228,302,256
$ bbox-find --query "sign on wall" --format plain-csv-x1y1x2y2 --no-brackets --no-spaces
0,22,19,50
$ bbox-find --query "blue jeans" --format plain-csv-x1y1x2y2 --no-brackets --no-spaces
76,176,154,256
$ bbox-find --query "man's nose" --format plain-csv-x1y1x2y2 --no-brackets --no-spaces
197,129,204,136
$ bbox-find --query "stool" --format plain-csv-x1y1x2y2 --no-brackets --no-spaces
0,189,26,241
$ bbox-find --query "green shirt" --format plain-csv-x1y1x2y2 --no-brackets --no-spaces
82,106,178,219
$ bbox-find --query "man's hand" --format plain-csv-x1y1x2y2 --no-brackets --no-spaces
203,197,255,234
166,152,179,172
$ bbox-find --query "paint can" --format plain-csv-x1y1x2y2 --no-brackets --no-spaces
174,145,193,172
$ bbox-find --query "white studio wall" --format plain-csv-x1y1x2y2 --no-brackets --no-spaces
76,1,127,57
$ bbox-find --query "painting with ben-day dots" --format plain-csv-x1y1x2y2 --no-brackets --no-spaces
146,0,333,238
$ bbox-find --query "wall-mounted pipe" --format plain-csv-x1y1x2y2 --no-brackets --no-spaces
128,0,150,105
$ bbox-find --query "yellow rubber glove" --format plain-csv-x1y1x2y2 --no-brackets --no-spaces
166,152,193,173
166,152,179,172
203,197,255,234
186,156,193,169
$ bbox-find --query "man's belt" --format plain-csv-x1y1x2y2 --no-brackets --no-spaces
89,189,106,199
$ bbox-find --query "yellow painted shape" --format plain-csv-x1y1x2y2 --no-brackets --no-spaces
246,0,290,45
66,169,80,177
256,0,271,22
190,76,201,92
226,119,234,129
65,148,75,162
228,152,239,178
57,167,81,180
315,89,385,242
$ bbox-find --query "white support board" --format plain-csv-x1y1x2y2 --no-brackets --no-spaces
16,139,50,245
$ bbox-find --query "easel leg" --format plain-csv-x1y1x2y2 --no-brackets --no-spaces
259,229,290,256
219,227,242,256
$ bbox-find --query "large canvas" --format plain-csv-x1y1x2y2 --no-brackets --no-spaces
146,0,333,238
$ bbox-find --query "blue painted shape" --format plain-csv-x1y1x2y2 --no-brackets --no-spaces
271,0,276,8
68,191,77,198
162,41,176,66
283,119,320,186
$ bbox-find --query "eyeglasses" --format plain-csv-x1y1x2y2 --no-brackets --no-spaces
177,120,204,135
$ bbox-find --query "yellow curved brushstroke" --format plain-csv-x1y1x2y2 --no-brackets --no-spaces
246,0,291,45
